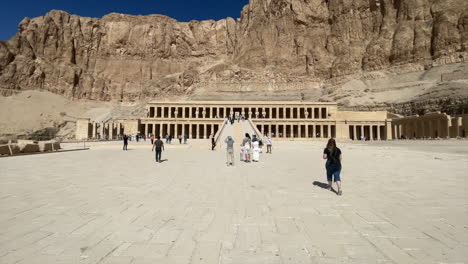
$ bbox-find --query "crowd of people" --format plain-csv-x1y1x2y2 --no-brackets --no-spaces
223,133,273,166
122,125,344,196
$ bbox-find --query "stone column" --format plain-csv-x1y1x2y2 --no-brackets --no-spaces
168,107,172,118
283,124,286,138
420,120,424,138
189,123,193,138
175,123,179,137
203,124,207,139
196,124,200,139
377,125,381,140
268,124,272,137
108,123,113,139
298,124,302,138
445,118,450,138
305,124,309,138
436,119,442,138
353,125,357,140
428,120,433,138
269,107,273,119
454,117,460,138
92,123,97,138
360,125,364,140
211,124,215,137
99,122,104,139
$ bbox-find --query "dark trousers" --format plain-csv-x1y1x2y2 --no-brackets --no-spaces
151,139,154,145
123,143,128,150
155,148,162,162
212,143,216,150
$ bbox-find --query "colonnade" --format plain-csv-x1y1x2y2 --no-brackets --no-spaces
254,123,336,138
348,124,386,140
147,105,331,120
89,122,123,140
141,122,221,139
392,116,452,139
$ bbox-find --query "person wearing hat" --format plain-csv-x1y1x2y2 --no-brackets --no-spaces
224,136,235,166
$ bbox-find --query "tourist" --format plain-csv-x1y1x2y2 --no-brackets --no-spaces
136,134,139,142
150,134,154,145
225,136,235,166
266,135,272,154
169,135,172,144
165,134,169,143
252,135,260,162
211,137,216,150
178,135,182,144
123,134,129,151
184,134,188,144
152,136,164,163
323,138,343,196
242,133,251,162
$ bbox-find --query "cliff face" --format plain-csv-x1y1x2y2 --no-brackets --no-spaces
0,0,467,103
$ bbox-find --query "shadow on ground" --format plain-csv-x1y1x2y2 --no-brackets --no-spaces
313,181,337,194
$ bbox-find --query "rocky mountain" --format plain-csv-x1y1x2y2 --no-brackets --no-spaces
0,0,467,112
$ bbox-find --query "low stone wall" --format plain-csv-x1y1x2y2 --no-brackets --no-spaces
0,145,10,155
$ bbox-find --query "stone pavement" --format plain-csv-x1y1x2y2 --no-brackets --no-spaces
0,138,467,264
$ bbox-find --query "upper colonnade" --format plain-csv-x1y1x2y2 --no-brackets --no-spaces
145,101,337,120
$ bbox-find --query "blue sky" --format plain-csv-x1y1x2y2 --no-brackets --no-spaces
0,0,249,41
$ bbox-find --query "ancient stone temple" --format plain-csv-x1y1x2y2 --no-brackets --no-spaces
76,101,468,141
76,101,392,140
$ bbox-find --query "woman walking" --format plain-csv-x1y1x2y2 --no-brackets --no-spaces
323,138,343,195
266,135,272,154
242,133,252,162
252,135,261,162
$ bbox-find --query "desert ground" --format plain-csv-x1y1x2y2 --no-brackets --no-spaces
1,132,467,264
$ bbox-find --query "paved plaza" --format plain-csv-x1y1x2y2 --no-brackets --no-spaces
1,134,468,263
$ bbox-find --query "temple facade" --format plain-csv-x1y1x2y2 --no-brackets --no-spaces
75,101,468,141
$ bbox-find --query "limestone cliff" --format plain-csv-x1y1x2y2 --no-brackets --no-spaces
0,0,467,107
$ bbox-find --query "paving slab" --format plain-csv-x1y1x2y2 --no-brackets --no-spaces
0,138,467,264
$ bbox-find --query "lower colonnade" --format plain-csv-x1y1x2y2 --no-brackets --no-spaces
75,101,468,141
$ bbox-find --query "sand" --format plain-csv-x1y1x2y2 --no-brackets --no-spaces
0,136,467,263
0,90,145,140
